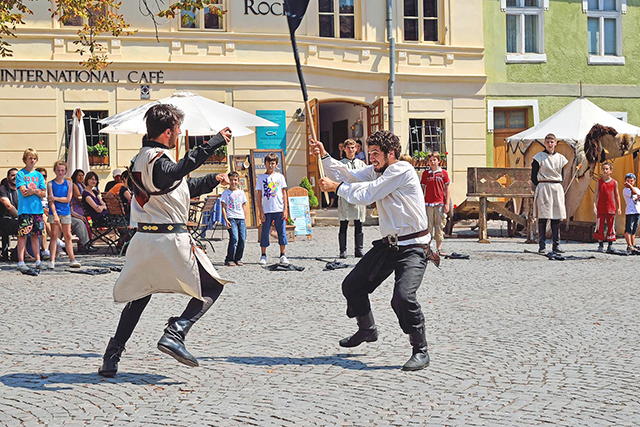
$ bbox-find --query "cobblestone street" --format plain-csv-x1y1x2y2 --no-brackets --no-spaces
0,226,638,426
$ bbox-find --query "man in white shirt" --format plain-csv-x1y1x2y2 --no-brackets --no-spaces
310,130,433,371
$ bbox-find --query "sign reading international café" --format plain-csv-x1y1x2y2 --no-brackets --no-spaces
0,69,165,84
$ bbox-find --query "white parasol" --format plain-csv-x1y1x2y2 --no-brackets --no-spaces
66,108,91,177
98,91,276,136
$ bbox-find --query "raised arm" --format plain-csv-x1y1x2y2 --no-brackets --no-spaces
334,165,408,206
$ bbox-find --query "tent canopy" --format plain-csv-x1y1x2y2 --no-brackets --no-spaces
505,97,640,153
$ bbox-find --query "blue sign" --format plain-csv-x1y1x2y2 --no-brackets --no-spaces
256,110,286,154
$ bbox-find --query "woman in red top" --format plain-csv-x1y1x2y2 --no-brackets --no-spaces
593,162,621,252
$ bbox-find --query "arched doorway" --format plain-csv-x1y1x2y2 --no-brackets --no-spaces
306,98,384,205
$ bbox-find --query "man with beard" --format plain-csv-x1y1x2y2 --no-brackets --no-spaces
98,104,232,377
310,130,433,371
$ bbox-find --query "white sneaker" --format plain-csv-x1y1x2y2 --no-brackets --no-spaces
47,262,55,269
69,260,81,268
279,255,289,265
17,263,30,273
57,238,66,249
41,250,50,260
259,255,267,265
35,261,43,270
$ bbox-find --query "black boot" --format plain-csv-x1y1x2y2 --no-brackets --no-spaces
538,220,546,253
354,232,364,258
338,232,347,259
98,338,126,377
157,317,199,367
339,311,378,347
402,328,430,371
552,243,565,253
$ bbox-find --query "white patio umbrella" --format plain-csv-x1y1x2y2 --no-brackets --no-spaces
66,108,91,177
98,91,276,136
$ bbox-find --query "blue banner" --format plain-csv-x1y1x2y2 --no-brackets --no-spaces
256,110,287,154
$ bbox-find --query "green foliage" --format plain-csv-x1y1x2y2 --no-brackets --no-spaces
215,145,227,156
300,177,318,208
88,141,109,156
0,0,32,57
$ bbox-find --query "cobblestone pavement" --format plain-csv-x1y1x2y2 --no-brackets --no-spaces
0,226,638,426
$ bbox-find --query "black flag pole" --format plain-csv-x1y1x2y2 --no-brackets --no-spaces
284,0,329,204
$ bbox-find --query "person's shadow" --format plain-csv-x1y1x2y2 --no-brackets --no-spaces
0,372,182,391
201,354,401,371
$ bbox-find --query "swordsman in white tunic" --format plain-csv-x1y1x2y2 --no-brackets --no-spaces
531,133,568,253
99,105,232,377
311,131,435,371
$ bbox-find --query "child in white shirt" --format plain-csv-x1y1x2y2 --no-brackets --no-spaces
622,172,640,252
221,171,247,266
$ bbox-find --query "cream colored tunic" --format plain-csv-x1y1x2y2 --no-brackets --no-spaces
533,151,568,220
338,157,367,222
113,146,229,303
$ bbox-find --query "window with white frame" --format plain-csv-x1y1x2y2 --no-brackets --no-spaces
586,0,623,62
403,0,439,42
319,0,355,39
180,1,225,31
504,0,545,56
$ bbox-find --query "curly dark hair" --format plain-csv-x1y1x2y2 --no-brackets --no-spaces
366,130,401,159
145,104,185,140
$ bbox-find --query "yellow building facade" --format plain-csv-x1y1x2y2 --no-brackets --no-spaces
0,0,486,215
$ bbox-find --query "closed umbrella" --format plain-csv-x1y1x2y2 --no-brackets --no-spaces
98,91,276,137
66,108,91,177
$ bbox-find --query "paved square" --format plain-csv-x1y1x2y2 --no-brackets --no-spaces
0,226,638,426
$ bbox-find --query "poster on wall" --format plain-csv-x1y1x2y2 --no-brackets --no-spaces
256,110,287,154
288,196,312,236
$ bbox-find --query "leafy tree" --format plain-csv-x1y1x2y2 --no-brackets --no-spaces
1,0,224,70
300,177,318,208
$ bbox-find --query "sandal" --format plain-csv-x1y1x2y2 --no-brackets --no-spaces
438,250,446,256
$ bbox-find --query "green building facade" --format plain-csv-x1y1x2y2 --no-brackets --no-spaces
484,0,640,167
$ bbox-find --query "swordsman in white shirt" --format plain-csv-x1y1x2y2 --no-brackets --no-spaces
310,130,435,371
98,105,232,377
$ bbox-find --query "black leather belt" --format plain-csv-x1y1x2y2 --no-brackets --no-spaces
381,229,430,247
137,223,188,233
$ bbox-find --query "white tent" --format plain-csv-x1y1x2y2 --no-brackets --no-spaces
505,97,640,152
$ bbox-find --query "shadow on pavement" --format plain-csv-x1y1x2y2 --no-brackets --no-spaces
0,352,101,358
0,372,182,391
202,354,401,370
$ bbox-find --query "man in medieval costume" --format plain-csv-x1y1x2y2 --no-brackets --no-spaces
310,130,434,371
531,133,568,254
98,104,232,377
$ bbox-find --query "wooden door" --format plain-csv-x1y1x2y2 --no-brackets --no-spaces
306,98,321,201
493,108,529,202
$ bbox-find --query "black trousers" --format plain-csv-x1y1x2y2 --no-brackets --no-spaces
113,262,223,345
342,242,428,334
339,219,363,235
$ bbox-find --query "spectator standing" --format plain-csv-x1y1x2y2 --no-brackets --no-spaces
338,139,367,258
35,167,51,259
355,140,366,161
420,152,450,256
622,172,640,252
593,162,621,252
47,160,81,269
221,171,247,266
0,168,19,260
15,148,47,272
257,153,289,265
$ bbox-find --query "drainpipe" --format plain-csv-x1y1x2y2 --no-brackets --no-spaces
387,0,395,134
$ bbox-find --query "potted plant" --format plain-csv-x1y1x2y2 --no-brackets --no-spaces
216,145,227,163
285,217,296,242
412,150,421,167
300,177,318,209
88,141,109,165
419,151,427,168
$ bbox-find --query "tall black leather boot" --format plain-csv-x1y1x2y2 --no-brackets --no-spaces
98,337,126,377
538,220,546,253
354,232,364,258
338,232,347,259
402,328,430,371
157,317,199,367
339,311,378,347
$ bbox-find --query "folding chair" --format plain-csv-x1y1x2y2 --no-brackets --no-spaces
188,195,220,253
82,198,119,255
103,194,135,256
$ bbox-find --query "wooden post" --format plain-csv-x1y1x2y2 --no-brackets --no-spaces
478,196,490,243
524,197,536,243
305,100,330,205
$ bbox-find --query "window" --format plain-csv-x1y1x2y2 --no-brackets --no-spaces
61,2,108,27
403,0,439,42
65,110,110,166
409,119,445,157
187,136,227,165
503,0,546,62
180,1,224,31
494,109,528,130
586,0,624,64
319,0,355,38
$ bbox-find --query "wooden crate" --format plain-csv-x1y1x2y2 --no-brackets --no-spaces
560,220,596,243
